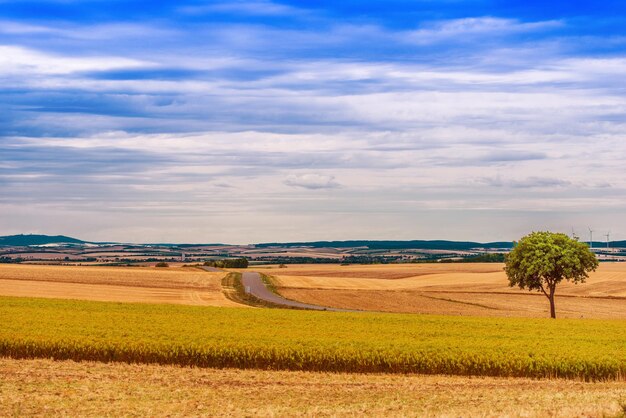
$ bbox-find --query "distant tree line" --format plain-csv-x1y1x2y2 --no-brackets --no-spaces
204,258,249,268
341,255,405,264
248,253,507,265
252,257,340,264
439,253,506,263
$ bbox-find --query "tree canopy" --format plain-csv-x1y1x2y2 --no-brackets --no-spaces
504,231,598,318
204,258,249,268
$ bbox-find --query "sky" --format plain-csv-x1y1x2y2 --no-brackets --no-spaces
1,0,625,244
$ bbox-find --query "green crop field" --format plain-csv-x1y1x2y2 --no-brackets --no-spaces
0,296,624,381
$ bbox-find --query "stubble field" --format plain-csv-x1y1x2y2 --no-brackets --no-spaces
260,263,626,318
0,264,241,307
2,358,625,417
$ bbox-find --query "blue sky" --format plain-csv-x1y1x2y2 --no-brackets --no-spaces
1,0,625,243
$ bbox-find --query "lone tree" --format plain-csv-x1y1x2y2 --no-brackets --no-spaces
504,231,598,319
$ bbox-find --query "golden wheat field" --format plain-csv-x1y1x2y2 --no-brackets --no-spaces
0,264,242,307
1,358,625,418
262,263,626,318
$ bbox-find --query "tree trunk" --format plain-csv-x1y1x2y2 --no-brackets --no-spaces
549,292,556,319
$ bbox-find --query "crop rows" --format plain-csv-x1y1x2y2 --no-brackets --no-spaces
0,296,624,380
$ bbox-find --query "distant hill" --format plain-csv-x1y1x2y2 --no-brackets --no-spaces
598,241,626,249
255,240,516,251
2,235,623,250
0,234,87,246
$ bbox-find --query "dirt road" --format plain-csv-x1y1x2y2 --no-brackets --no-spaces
240,272,354,311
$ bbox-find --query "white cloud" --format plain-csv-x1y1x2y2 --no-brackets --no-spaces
179,1,303,17
0,45,151,75
0,21,57,35
479,176,572,189
284,173,340,190
2,13,626,242
408,17,563,44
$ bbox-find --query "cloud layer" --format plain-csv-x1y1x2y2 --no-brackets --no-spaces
1,1,625,243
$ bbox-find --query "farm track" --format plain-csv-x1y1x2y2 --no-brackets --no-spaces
241,272,355,311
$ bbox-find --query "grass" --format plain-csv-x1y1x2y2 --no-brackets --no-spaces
260,272,279,294
0,296,624,380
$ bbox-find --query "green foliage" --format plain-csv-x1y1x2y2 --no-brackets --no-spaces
1,296,624,380
254,257,341,264
441,253,506,263
505,231,598,318
204,258,248,268
0,257,22,264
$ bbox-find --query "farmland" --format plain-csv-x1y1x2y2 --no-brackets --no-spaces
1,296,625,380
2,358,625,417
0,264,241,307
1,259,626,416
261,263,626,319
2,262,626,317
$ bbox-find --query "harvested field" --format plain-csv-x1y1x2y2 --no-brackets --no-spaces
2,358,625,418
0,264,242,307
0,264,220,289
267,263,626,318
0,279,240,307
2,252,84,260
261,263,504,280
279,289,626,318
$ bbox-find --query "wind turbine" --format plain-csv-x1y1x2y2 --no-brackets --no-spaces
571,227,578,241
588,227,594,249
605,231,611,249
